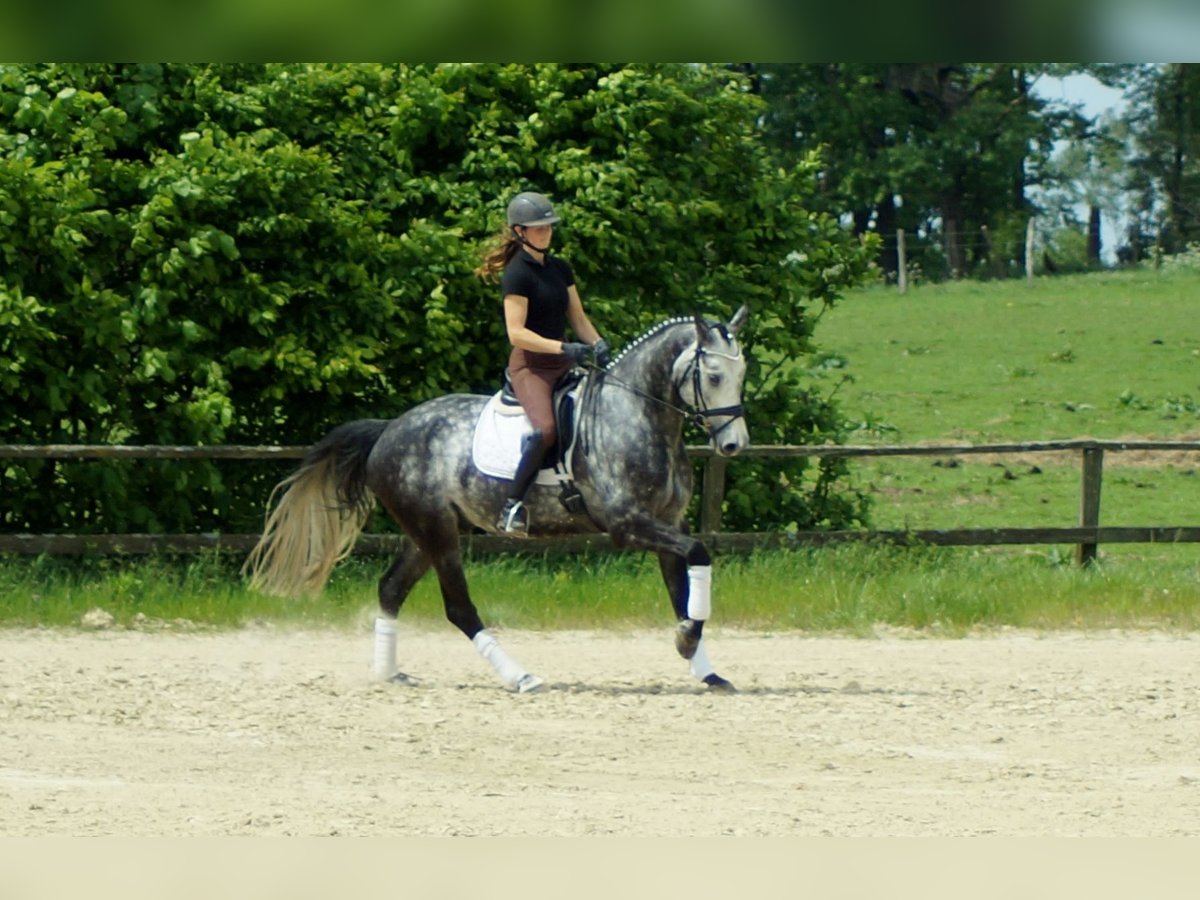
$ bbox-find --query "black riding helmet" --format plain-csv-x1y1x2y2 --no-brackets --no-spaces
506,191,561,228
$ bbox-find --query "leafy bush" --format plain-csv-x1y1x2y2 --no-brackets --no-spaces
1157,242,1200,273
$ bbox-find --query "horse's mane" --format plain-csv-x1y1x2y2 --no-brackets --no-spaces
609,316,696,367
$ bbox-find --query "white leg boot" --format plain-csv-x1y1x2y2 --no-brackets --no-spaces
373,616,418,684
687,564,712,620
373,616,397,681
683,568,734,690
689,637,716,681
473,630,543,693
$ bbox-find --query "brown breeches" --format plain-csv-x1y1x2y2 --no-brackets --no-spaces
507,347,570,447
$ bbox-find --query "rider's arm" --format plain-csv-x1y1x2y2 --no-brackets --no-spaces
565,286,602,345
504,294,573,354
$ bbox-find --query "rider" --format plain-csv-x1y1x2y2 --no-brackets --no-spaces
476,190,611,534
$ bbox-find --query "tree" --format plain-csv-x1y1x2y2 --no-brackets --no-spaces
1122,64,1200,255
751,63,1068,280
752,64,915,275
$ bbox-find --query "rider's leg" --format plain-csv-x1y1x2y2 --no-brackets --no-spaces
499,360,561,534
498,428,550,533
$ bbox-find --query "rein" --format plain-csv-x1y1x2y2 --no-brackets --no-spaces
584,342,745,438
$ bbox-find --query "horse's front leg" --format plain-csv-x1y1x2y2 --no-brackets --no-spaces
656,550,708,656
657,550,729,691
611,516,734,691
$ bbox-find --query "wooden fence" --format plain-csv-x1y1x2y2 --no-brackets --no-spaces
893,218,1038,293
3,439,1200,565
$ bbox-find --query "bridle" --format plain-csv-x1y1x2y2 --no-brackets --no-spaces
672,343,747,440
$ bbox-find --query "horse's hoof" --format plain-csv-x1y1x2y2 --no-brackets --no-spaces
387,671,420,686
674,619,700,660
703,673,736,693
515,673,544,694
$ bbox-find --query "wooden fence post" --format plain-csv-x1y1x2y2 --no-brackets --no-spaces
699,455,728,534
1077,446,1104,566
897,228,907,294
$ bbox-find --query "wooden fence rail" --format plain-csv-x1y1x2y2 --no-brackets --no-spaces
4,440,1200,564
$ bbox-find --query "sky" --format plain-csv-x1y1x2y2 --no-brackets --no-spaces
1035,72,1127,119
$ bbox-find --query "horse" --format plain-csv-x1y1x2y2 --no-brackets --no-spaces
243,305,750,692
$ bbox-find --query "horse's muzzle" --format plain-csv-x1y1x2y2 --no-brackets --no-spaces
711,417,749,458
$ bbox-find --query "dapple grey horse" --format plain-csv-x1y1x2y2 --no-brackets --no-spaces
244,306,749,691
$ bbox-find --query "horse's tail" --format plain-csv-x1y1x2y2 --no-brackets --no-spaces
242,419,390,598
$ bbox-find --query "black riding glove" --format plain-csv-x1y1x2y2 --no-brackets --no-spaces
593,338,612,369
561,342,590,366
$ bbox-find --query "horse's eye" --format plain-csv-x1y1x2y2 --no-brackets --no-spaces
707,374,722,388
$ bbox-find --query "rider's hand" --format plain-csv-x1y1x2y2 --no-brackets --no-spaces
593,338,612,369
561,342,590,366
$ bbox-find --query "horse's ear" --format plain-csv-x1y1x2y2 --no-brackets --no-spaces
693,311,710,344
728,304,750,335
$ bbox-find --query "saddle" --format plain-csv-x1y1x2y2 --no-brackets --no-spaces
471,369,588,512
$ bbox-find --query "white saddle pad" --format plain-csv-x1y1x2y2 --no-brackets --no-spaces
471,393,564,486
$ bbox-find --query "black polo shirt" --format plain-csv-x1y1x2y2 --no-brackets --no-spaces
500,250,576,341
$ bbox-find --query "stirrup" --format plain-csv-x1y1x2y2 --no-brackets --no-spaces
497,499,529,535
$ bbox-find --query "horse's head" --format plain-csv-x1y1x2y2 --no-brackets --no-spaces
672,304,750,457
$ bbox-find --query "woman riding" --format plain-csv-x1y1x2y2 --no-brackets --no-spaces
476,190,611,534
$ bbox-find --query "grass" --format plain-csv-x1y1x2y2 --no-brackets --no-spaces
821,267,1200,445
0,553,364,629
5,542,1200,634
815,266,1200,542
717,544,1200,633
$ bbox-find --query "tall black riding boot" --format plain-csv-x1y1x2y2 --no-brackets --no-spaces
497,429,549,535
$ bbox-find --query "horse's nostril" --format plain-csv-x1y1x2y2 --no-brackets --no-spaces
721,442,742,456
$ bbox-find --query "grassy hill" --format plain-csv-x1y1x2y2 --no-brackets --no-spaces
814,265,1200,541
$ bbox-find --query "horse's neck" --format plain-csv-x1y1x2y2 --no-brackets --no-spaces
599,326,692,433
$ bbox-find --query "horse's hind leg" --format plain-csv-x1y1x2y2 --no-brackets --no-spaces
379,543,431,618
430,554,543,693
409,514,543,693
372,543,431,682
